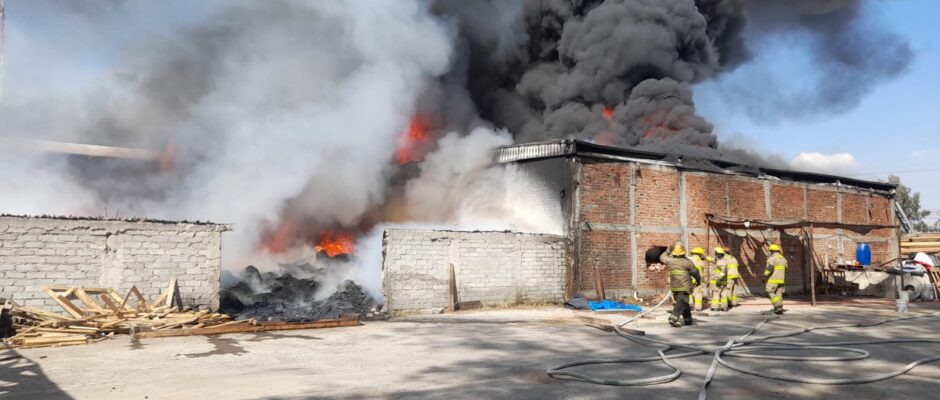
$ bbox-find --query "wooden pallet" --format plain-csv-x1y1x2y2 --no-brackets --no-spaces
929,270,940,298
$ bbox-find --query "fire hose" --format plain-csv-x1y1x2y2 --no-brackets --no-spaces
547,306,940,399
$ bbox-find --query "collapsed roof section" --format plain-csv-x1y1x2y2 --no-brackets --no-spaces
493,139,895,194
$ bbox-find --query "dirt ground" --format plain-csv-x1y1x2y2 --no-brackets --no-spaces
3,297,940,400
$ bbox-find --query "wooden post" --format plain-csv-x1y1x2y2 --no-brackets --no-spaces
706,223,711,300
447,264,457,312
593,264,606,301
809,224,816,307
801,228,808,294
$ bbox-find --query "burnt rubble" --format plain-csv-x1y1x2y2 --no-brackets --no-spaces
219,264,379,322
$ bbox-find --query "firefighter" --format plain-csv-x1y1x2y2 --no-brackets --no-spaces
688,247,707,311
764,243,787,314
660,242,701,327
706,254,720,311
717,248,741,308
711,248,729,311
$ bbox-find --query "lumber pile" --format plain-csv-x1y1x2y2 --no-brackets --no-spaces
2,278,359,349
901,234,940,256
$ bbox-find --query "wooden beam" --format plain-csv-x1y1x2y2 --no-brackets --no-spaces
72,289,105,312
447,264,457,313
900,242,940,247
98,293,121,313
43,288,84,318
131,319,360,339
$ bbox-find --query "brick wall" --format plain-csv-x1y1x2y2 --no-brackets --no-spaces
382,229,569,314
580,162,630,225
0,216,229,311
574,160,897,296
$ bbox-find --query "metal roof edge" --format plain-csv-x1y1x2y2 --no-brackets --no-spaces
492,139,896,193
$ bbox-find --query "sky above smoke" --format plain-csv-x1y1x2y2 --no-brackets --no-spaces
0,0,920,272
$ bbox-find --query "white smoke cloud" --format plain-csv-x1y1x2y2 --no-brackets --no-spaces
789,152,858,174
0,1,458,268
0,1,571,303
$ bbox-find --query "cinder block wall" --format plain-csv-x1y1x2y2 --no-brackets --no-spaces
382,229,570,314
575,161,898,297
0,216,230,311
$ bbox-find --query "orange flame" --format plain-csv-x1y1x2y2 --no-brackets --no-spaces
395,116,430,165
260,218,297,254
595,107,616,145
640,110,681,139
314,231,355,257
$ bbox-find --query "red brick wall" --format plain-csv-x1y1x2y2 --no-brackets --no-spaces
635,167,680,226
808,190,838,221
575,161,896,294
728,180,765,220
871,196,892,225
686,174,727,228
770,185,804,220
580,162,631,225
635,232,675,291
579,230,631,291
842,193,869,225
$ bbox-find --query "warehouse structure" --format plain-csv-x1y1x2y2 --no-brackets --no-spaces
494,139,899,299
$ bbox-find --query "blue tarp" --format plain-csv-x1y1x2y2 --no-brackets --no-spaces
588,300,642,312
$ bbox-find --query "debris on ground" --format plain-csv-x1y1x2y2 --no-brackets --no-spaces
1,278,359,349
220,264,379,322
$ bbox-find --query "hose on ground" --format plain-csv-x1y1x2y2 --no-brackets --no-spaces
546,305,940,400
618,291,673,328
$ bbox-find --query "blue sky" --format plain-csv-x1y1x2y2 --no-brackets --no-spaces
695,0,940,223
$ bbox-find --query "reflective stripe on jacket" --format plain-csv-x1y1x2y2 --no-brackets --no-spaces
723,254,740,279
765,253,787,284
661,251,697,292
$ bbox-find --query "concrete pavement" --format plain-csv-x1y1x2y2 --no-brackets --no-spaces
2,300,939,400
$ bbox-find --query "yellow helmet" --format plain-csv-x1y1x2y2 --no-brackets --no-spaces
714,247,726,255
671,243,686,256
691,247,705,256
769,244,781,252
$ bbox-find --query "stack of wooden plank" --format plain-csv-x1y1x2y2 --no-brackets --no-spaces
2,278,359,349
901,234,940,256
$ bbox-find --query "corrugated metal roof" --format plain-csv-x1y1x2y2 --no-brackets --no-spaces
493,139,896,192
492,140,573,163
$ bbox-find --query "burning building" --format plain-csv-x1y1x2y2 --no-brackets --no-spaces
382,139,898,314
497,139,898,298
0,2,914,315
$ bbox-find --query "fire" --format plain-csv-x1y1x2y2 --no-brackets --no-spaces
395,116,430,164
314,231,355,257
260,219,297,254
640,110,681,140
595,107,615,145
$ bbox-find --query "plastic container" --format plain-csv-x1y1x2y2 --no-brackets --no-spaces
896,290,910,313
856,243,872,267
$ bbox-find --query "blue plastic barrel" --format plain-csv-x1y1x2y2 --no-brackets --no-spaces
856,243,872,266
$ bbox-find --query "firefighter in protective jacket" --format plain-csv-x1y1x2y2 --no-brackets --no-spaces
764,244,787,314
660,242,701,327
714,247,741,310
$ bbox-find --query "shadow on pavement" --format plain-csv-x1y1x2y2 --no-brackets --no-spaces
0,348,72,400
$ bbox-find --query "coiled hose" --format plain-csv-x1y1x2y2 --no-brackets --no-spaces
547,305,940,400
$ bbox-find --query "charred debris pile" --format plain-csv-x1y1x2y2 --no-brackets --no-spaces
220,263,380,322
